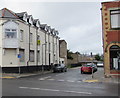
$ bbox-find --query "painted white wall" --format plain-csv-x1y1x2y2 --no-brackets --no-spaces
1,18,60,67
3,20,19,48
0,19,2,67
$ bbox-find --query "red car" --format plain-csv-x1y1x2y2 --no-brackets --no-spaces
81,63,97,74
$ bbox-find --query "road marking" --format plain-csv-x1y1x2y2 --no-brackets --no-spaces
47,79,55,81
39,78,45,81
83,79,99,83
19,86,92,95
63,90,92,94
67,80,75,82
55,73,65,76
43,76,51,79
39,76,51,80
77,81,82,83
57,80,65,82
0,76,15,79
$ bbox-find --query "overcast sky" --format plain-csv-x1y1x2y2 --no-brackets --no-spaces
0,0,115,55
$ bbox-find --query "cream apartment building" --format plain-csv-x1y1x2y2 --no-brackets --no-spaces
0,8,59,73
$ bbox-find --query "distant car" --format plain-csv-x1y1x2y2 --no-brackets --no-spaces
53,64,67,73
81,63,97,74
97,62,103,67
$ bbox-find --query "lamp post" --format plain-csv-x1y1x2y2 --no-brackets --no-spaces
42,43,46,74
91,52,94,78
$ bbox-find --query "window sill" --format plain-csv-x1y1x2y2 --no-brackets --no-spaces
110,28,120,30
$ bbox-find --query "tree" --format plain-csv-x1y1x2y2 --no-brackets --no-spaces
67,49,73,60
95,54,101,61
75,51,80,55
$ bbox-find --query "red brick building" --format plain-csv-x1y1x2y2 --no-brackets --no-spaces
101,1,120,77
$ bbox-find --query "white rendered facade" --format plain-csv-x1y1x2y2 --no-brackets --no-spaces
0,8,59,71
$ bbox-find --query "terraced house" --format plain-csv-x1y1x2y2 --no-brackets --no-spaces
0,8,60,73
101,1,120,77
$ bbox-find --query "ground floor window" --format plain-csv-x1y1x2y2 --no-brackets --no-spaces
110,45,120,70
37,51,40,62
30,50,34,62
19,49,25,62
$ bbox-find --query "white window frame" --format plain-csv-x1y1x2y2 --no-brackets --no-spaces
19,49,25,62
37,50,40,62
30,33,33,43
5,28,17,38
110,9,120,29
30,50,34,62
20,30,24,41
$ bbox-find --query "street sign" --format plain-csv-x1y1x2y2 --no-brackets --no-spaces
18,54,21,58
37,40,41,45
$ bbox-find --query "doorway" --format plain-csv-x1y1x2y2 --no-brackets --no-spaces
110,45,120,70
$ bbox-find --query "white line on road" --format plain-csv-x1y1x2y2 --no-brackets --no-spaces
39,78,45,81
19,86,92,95
67,80,75,82
43,76,52,79
57,80,65,82
63,90,92,94
47,79,55,81
39,76,52,80
55,73,65,76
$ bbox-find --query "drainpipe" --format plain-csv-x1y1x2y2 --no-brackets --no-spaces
45,31,47,66
27,23,30,71
36,27,38,71
53,35,55,65
56,36,57,64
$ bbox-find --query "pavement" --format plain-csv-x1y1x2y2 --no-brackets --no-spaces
1,67,120,84
83,68,120,84
1,70,52,79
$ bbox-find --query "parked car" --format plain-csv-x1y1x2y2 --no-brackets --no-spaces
81,63,97,74
53,64,67,73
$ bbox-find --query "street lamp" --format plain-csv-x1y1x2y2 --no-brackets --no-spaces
42,43,46,74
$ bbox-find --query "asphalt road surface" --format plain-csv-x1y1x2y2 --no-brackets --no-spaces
2,67,119,96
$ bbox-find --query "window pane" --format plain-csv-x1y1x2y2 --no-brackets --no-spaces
19,49,25,62
30,33,33,43
5,29,17,38
20,30,23,41
37,51,40,62
30,50,34,62
110,10,120,29
111,14,120,28
5,32,16,38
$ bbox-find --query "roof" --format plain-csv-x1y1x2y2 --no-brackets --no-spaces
16,12,27,18
101,0,119,4
0,8,19,18
59,40,67,44
40,24,47,30
33,19,39,25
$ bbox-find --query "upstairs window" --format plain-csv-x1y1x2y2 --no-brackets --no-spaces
30,50,34,62
110,9,120,29
20,30,24,41
19,49,25,62
5,29,17,38
30,33,33,43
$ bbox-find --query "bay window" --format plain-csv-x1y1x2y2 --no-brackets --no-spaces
5,29,17,38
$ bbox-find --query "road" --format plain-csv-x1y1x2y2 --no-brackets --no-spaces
2,67,119,96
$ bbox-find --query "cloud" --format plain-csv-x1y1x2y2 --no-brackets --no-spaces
60,23,103,54
0,2,104,54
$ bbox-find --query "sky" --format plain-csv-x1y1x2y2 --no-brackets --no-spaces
0,0,115,55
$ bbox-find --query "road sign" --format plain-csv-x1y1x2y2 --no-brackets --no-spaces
18,54,21,58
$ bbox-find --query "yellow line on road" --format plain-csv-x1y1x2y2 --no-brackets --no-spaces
83,79,99,83
0,76,15,79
